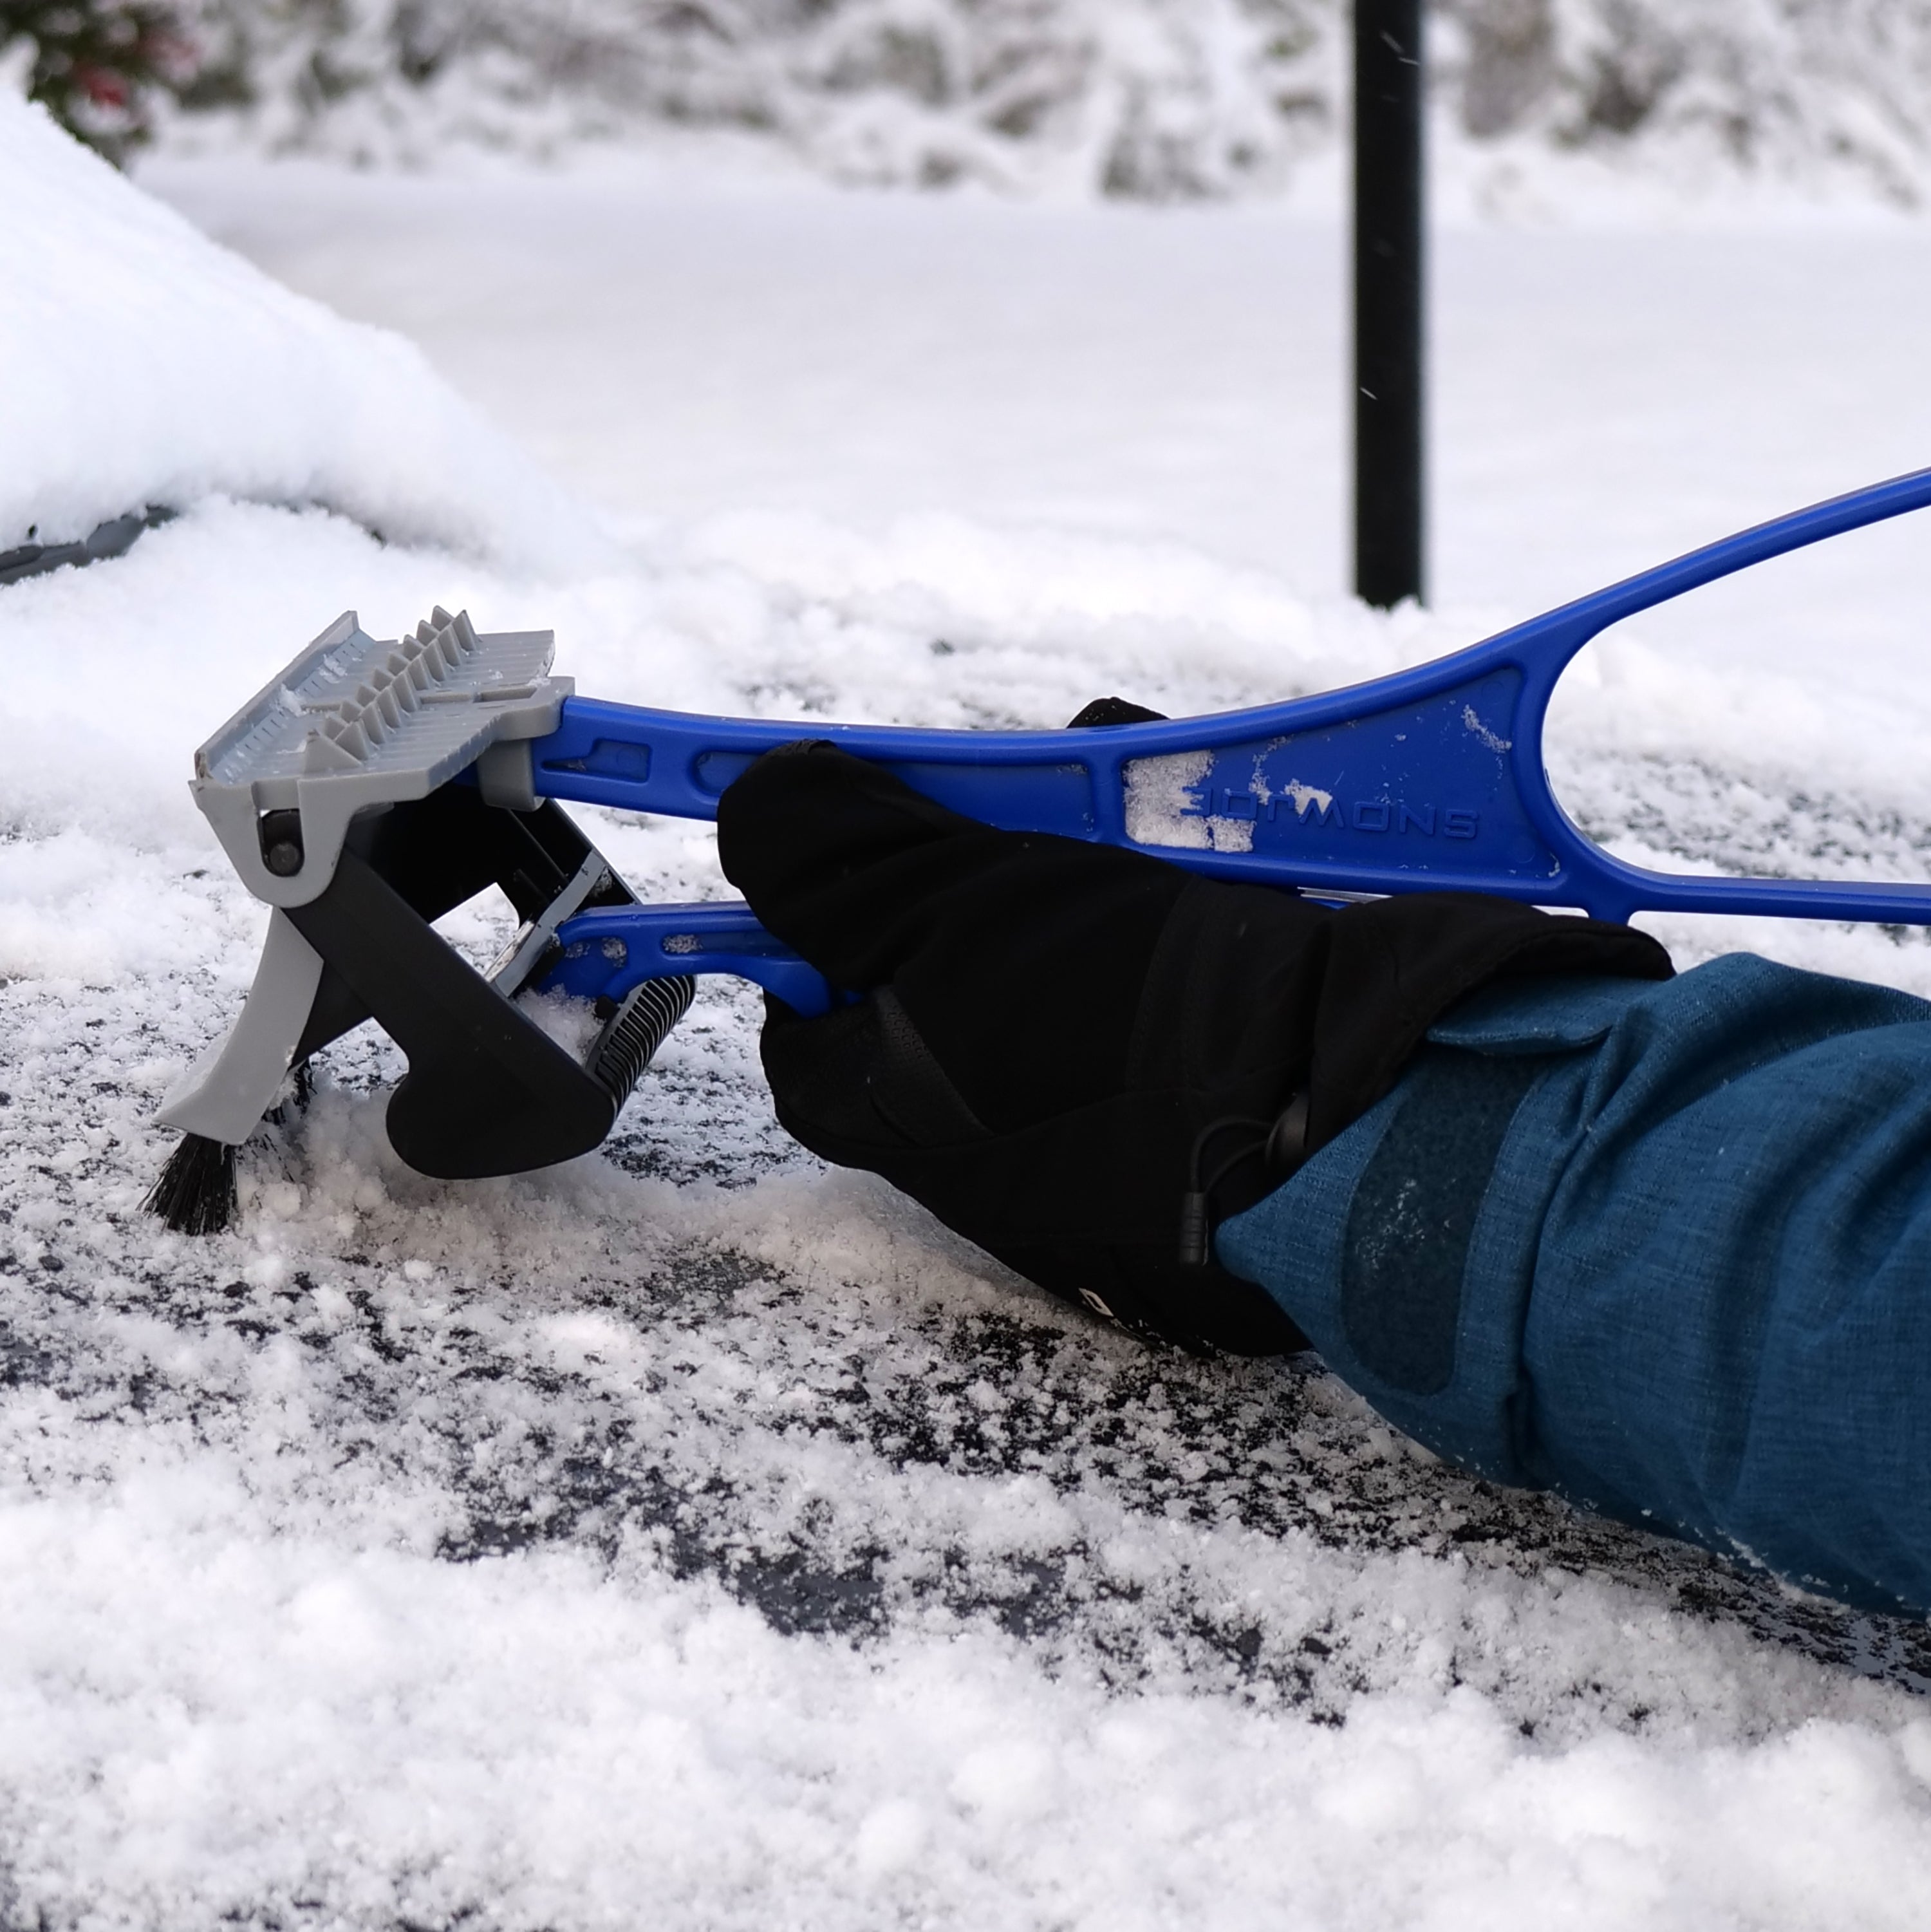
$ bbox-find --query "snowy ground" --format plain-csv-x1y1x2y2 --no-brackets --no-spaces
10,105,1931,1924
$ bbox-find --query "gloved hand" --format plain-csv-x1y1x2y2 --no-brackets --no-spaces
716,726,1671,1355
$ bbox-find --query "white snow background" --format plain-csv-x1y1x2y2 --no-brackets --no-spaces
10,80,1931,1928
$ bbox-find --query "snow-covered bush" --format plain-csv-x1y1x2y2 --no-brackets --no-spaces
0,0,197,159
163,0,1336,197
100,0,1931,204
1444,0,1931,204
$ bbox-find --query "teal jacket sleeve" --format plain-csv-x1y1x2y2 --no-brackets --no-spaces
1215,957,1931,1617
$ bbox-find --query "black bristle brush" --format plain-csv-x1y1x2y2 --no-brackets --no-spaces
144,1132,239,1235
144,1058,313,1236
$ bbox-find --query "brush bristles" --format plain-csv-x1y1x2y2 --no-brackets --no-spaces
270,1057,314,1128
144,1132,239,1236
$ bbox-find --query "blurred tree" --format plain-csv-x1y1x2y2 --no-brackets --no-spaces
0,0,198,161
13,1,1931,203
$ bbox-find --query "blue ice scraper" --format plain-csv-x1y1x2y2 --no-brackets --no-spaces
149,466,1931,1232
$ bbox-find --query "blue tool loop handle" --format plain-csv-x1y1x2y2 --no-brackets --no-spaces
545,902,841,1019
532,466,1931,1010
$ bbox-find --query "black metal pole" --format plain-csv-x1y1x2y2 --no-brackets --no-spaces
1354,0,1426,608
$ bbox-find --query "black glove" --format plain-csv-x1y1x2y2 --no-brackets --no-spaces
716,729,1671,1355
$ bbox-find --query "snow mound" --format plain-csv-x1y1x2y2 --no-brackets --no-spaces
1,91,605,571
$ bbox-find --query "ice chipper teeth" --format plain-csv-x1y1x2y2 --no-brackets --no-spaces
299,607,487,774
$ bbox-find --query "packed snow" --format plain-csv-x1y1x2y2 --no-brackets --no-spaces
8,81,1931,1928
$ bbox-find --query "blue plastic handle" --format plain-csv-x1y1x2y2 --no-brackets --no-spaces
543,901,841,1018
534,465,1931,1011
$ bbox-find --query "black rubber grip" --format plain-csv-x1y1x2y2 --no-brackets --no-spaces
590,976,696,1107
